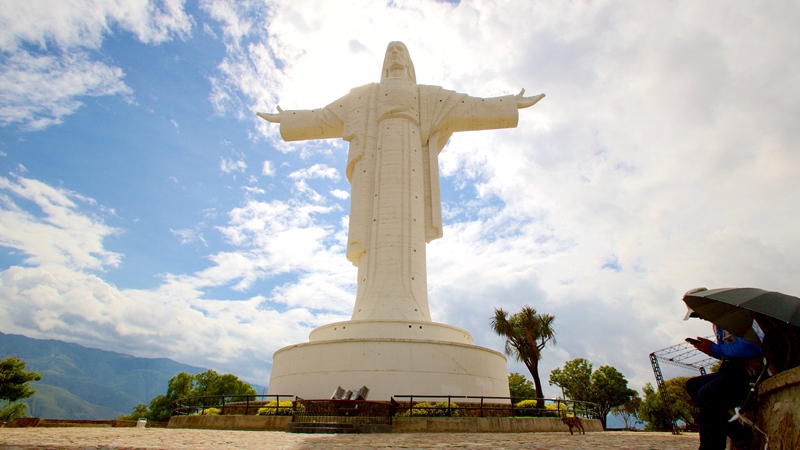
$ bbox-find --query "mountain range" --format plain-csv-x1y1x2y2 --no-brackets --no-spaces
0,332,209,419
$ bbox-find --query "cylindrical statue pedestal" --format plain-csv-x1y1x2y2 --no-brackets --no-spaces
267,320,510,400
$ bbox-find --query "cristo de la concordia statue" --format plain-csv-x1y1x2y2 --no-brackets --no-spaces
258,41,544,400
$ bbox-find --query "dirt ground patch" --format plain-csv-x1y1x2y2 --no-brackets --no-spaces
0,428,700,449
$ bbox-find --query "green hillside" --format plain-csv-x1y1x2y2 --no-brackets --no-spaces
25,383,124,419
0,332,207,419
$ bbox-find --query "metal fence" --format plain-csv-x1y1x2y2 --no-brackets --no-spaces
292,398,394,425
173,394,598,421
392,395,598,418
172,394,295,416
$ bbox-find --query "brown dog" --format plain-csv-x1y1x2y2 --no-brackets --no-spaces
562,416,585,435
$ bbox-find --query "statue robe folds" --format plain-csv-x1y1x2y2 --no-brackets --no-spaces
278,80,519,322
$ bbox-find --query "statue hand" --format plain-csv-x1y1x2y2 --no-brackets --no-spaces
515,89,545,109
257,106,283,123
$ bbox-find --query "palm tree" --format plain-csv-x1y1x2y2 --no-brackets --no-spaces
491,306,556,409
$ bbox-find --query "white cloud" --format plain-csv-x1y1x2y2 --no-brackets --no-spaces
0,262,311,381
288,164,339,181
0,175,122,271
261,160,275,176
330,189,348,200
202,22,218,39
0,51,133,130
0,173,353,381
241,186,265,197
202,208,217,219
284,164,342,203
0,0,192,129
170,228,207,246
0,0,192,51
219,157,247,174
204,0,279,123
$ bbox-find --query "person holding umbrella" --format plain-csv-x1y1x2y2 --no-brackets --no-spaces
684,290,764,450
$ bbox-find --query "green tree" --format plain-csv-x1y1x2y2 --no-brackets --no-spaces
662,376,697,427
117,370,256,422
491,306,556,409
147,371,195,422
508,372,537,400
168,372,196,399
611,391,642,429
639,382,672,431
639,377,697,431
549,358,593,402
116,403,149,421
0,357,42,402
195,371,254,400
193,370,220,396
0,357,42,421
590,365,637,429
0,401,29,422
549,358,636,429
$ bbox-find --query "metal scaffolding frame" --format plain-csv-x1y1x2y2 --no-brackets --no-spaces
649,337,716,434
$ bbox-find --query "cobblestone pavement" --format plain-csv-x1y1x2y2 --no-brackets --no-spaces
0,429,700,449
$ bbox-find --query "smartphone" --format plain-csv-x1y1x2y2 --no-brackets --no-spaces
685,337,702,345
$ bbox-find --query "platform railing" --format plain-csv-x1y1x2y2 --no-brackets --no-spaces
291,398,394,425
172,394,599,421
391,395,599,419
172,394,294,416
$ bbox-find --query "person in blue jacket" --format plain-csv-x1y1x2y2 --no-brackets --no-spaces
685,325,763,450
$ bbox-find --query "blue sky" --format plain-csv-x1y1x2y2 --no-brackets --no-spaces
2,0,799,399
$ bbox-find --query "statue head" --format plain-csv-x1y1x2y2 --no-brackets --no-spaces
381,41,416,83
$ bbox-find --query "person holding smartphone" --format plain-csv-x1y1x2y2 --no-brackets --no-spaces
685,325,763,449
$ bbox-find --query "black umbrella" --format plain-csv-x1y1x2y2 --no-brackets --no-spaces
682,287,800,343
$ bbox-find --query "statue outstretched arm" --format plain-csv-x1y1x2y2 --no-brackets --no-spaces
257,106,284,123
258,102,346,142
515,89,545,109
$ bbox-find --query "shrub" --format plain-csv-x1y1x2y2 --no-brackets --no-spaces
257,401,294,416
199,408,221,416
514,400,568,417
399,401,459,417
0,402,28,422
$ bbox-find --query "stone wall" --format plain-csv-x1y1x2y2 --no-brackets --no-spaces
756,366,800,449
391,416,603,433
167,415,292,431
168,415,603,433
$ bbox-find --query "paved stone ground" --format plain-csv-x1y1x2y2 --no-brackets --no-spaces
0,428,700,449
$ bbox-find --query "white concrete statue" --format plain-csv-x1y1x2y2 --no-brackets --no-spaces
259,41,544,324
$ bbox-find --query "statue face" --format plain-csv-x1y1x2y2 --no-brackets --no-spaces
385,42,410,72
380,41,416,83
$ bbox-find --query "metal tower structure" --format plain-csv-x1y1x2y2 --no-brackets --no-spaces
649,337,716,434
